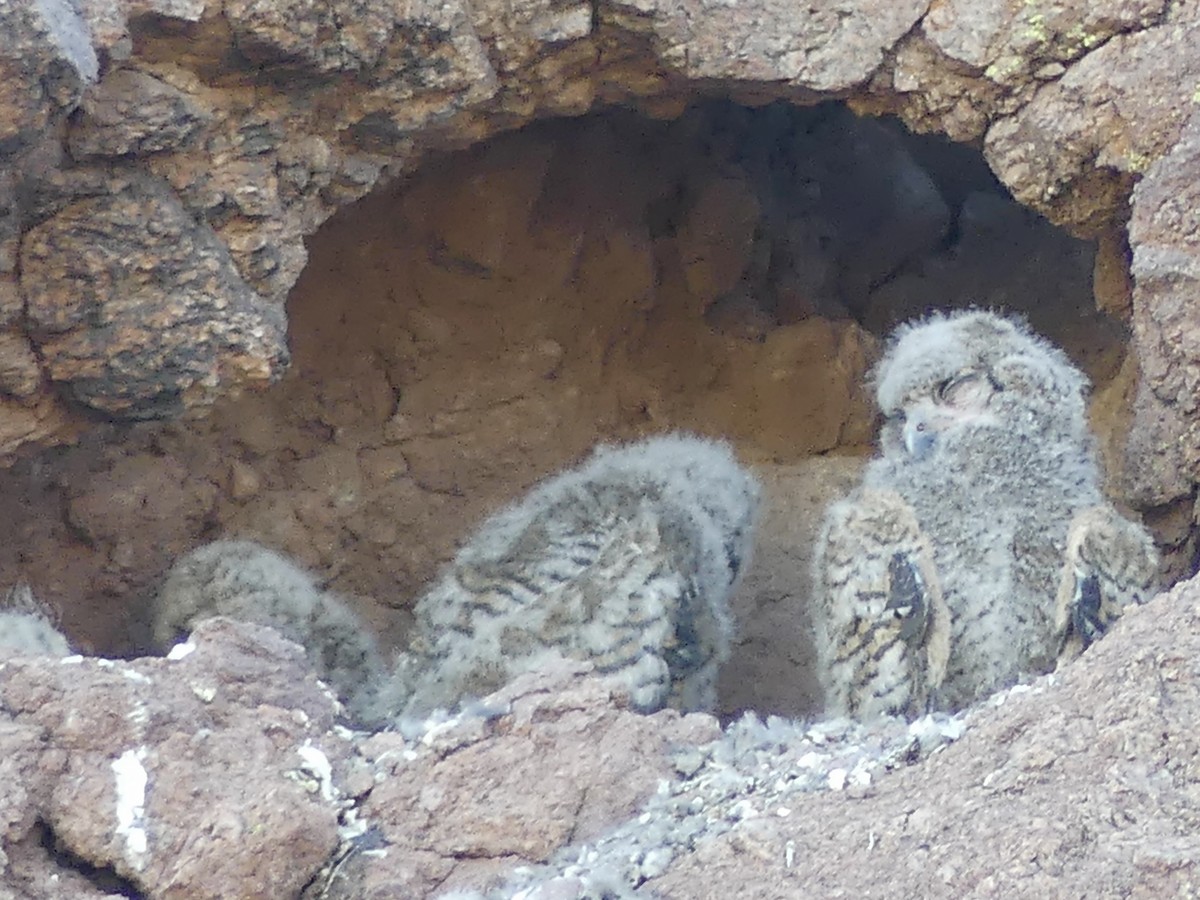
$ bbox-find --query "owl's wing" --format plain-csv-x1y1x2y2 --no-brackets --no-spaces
552,505,686,712
813,489,949,719
406,502,685,717
1054,505,1159,661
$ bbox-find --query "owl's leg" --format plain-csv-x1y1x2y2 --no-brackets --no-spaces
813,489,950,720
1054,505,1159,662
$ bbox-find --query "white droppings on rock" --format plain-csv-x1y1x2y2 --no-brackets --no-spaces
191,684,217,703
728,799,757,820
478,709,970,897
297,741,335,802
795,751,822,768
640,846,673,878
166,640,196,661
60,655,85,665
337,808,369,842
112,748,150,868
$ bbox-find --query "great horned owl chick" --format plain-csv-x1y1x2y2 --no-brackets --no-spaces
814,310,1158,717
395,433,761,720
0,583,71,657
153,540,387,723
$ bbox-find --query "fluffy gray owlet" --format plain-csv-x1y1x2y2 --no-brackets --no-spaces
0,584,71,657
153,540,388,723
394,433,762,720
813,310,1159,719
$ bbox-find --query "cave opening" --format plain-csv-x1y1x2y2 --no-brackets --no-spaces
0,98,1149,720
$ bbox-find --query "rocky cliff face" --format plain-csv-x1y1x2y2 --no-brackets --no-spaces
2,0,1197,485
3,579,1200,898
2,0,1200,895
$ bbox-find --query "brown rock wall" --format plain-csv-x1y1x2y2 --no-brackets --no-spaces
1127,113,1200,505
0,98,1145,695
0,618,344,898
652,576,1200,898
0,0,1194,548
20,174,289,418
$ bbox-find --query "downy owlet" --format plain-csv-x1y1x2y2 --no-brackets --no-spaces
393,433,762,720
153,540,388,723
813,310,1158,719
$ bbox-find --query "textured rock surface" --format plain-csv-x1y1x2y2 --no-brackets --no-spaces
1,3,1198,893
4,578,1200,898
0,0,1193,633
21,174,289,418
0,0,1191,458
649,576,1200,898
317,662,722,897
1127,112,1200,507
0,101,1129,665
0,618,346,898
608,0,928,91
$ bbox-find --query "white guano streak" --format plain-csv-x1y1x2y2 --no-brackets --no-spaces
297,742,335,802
112,748,150,867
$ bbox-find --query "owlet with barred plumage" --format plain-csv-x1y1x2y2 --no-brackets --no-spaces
813,310,1158,719
393,433,761,721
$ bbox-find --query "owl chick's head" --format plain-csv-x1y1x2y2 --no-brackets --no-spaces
658,434,762,579
587,433,762,580
873,310,1090,460
151,540,321,649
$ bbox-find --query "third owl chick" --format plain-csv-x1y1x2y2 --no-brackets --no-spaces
0,583,71,658
153,540,388,724
394,433,762,720
814,310,1158,717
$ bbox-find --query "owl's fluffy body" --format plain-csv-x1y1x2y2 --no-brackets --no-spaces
0,584,70,658
816,311,1158,716
153,540,388,722
397,433,761,719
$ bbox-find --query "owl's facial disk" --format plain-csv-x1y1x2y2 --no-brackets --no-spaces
900,370,999,459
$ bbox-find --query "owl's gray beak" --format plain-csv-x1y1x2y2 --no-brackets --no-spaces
903,410,937,459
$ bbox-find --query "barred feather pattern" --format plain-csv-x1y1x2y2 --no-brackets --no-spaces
1054,504,1160,661
815,311,1160,717
397,433,762,720
813,489,949,720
